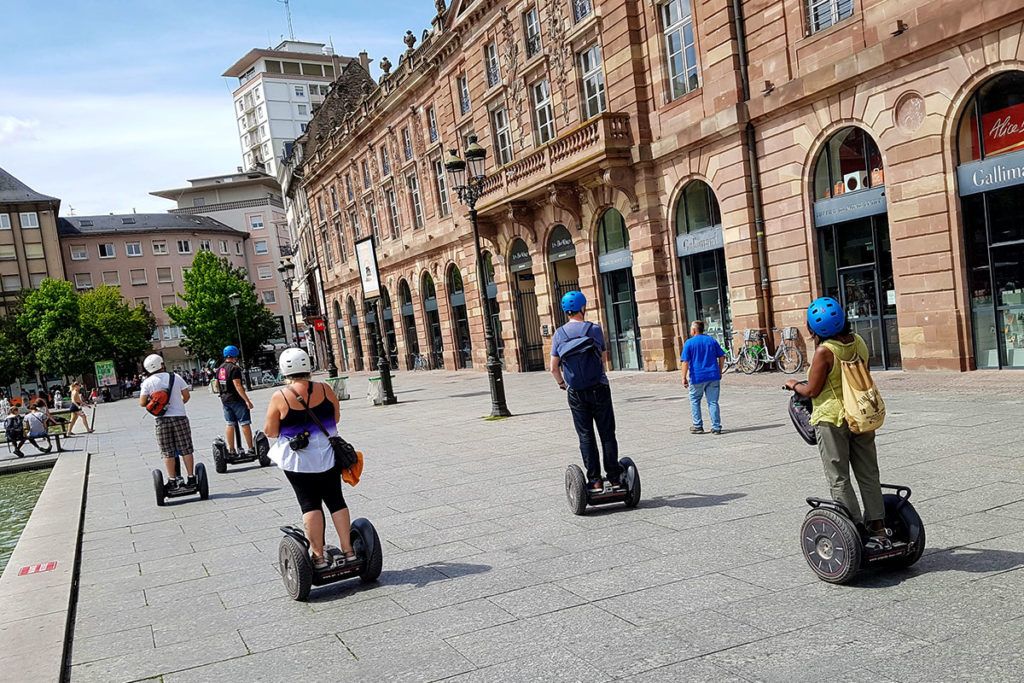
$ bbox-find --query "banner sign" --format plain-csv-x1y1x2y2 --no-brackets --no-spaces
509,242,533,273
598,249,633,273
547,225,576,262
94,360,117,387
676,225,724,257
972,102,1024,158
957,148,1024,196
813,186,887,226
355,237,381,299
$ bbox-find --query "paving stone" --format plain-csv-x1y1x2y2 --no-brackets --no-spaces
70,631,248,682
164,635,355,682
71,625,154,665
441,647,612,682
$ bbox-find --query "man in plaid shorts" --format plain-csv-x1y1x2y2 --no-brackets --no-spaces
139,354,196,487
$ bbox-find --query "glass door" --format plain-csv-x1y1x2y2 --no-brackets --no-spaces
839,266,884,368
682,250,731,349
602,269,642,370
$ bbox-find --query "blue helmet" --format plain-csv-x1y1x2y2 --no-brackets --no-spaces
806,297,845,338
223,345,240,359
561,291,587,314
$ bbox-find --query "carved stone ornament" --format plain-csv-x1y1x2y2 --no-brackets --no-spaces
895,91,926,133
404,30,416,52
593,167,639,214
507,201,536,242
548,183,583,230
380,56,392,75
435,0,446,15
500,7,527,153
544,0,573,126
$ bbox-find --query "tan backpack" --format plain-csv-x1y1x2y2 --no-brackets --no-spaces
837,353,885,433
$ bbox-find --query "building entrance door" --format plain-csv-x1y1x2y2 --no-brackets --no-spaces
513,273,545,371
839,266,885,369
681,250,731,348
602,269,642,371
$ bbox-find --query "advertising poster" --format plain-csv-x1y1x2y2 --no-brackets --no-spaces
95,360,117,387
355,237,381,300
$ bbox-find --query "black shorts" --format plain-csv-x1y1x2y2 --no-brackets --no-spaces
283,469,347,514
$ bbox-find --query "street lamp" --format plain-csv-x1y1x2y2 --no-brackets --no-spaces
278,258,300,347
227,292,251,390
445,135,511,418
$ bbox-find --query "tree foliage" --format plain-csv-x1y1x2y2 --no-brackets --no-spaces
167,251,278,366
80,285,158,378
0,312,33,386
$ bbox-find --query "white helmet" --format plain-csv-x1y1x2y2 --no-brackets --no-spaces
143,353,165,374
279,348,312,377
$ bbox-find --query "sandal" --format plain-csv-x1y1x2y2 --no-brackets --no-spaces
312,553,330,570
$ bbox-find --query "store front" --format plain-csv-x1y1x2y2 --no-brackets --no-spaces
508,239,545,371
399,280,419,370
674,181,731,349
482,252,504,362
548,224,580,327
812,127,901,369
597,209,642,370
346,296,363,371
364,299,380,369
956,71,1024,369
379,287,399,367
422,272,444,368
333,301,349,372
447,267,473,369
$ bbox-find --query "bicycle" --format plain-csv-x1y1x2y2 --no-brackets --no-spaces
736,327,805,374
720,331,746,374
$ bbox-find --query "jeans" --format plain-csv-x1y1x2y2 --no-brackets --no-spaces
688,380,721,431
567,383,622,484
815,422,884,524
221,400,252,426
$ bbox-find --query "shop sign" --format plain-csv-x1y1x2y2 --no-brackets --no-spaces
547,225,576,262
676,225,724,257
509,244,533,273
957,148,1024,196
598,249,633,273
813,186,887,225
313,318,325,332
971,102,1024,158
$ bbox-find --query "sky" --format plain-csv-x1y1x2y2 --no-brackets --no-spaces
0,0,438,216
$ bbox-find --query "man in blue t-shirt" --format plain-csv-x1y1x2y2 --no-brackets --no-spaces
550,291,622,493
680,320,726,434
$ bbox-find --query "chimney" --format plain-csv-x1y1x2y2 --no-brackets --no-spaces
359,51,370,71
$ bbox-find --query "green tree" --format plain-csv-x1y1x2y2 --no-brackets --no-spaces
18,279,94,378
0,312,34,386
79,285,157,378
167,250,278,366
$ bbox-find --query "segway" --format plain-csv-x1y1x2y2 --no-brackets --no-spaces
212,425,270,473
786,386,925,584
152,454,209,506
277,518,383,601
564,457,641,515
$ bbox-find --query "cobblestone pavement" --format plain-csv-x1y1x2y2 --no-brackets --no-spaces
68,369,1024,682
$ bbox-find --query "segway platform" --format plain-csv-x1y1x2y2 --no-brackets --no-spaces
152,457,209,506
213,430,271,473
278,517,383,601
564,457,641,515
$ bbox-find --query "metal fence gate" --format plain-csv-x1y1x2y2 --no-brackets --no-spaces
514,289,545,371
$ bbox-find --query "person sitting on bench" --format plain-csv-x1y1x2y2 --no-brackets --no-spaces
3,405,26,457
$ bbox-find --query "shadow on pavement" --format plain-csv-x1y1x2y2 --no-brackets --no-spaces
719,423,785,433
209,487,279,500
850,546,1024,588
641,492,747,509
307,561,492,603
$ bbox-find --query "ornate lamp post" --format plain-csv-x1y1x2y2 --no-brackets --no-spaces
445,135,512,418
277,257,301,347
227,292,251,390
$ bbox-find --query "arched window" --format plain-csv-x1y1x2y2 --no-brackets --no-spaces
447,266,471,368
597,209,629,254
448,265,464,295
674,180,721,235
422,272,437,300
957,71,1024,163
399,279,413,306
812,127,884,200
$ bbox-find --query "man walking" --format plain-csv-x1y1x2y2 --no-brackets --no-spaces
139,354,196,486
550,291,623,493
216,345,256,457
681,320,725,434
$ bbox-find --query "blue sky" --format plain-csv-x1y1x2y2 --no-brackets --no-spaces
0,0,437,215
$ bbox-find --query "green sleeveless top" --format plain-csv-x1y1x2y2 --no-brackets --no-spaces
810,334,869,427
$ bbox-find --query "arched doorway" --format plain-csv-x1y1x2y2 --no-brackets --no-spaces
346,296,363,371
812,127,900,368
363,298,379,369
548,224,580,327
508,238,544,371
482,252,504,362
422,272,444,369
597,209,642,370
956,71,1024,369
380,287,399,368
448,266,472,368
333,300,349,372
675,181,731,349
398,279,419,369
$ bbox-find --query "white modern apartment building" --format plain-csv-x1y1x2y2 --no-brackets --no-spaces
222,40,366,177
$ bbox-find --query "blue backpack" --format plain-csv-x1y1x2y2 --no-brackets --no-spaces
558,322,605,390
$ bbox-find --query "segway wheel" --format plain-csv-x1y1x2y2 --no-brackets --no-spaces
351,518,383,583
800,508,861,584
564,465,588,516
152,469,166,507
619,457,641,508
279,536,312,601
882,494,926,569
213,439,227,474
196,463,209,500
255,432,271,467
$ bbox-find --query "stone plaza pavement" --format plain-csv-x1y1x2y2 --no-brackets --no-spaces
68,369,1024,682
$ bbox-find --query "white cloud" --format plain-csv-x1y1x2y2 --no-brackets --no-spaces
0,116,40,144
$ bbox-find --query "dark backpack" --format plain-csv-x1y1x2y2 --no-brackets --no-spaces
558,322,605,390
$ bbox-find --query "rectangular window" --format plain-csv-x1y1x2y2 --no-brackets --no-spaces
579,45,607,119
156,267,173,283
98,243,116,258
491,107,513,165
335,219,347,262
0,214,11,229
29,273,45,288
531,79,556,145
407,174,425,229
219,240,228,254
152,240,168,255
573,0,592,22
199,239,212,251
0,245,15,260
248,213,265,230
70,244,88,260
366,200,380,246
161,294,176,311
662,0,700,99
74,273,93,290
349,209,362,239
381,146,391,176
427,106,439,142
300,123,308,133
102,270,120,286
126,241,142,257
181,266,191,280
524,8,542,58
433,159,451,218
235,242,242,255
24,243,44,259
19,212,39,229
130,268,147,285
192,197,205,207
362,160,371,189
257,264,273,280
317,197,325,221
297,104,308,116
262,290,277,305
254,239,269,255
294,85,305,98
807,0,855,33
177,239,192,254
402,128,413,161
485,42,500,88
458,75,471,115
321,225,334,269
329,186,339,212
1,273,21,290
385,188,401,239
345,174,354,202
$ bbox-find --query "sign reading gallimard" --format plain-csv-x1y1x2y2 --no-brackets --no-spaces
957,148,1024,196
676,225,724,257
813,186,887,225
355,237,381,299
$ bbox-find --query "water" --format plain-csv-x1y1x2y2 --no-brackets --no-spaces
0,469,51,575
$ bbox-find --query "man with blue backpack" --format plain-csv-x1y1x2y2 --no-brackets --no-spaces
550,291,623,494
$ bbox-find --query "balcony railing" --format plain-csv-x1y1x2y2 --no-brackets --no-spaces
479,112,631,206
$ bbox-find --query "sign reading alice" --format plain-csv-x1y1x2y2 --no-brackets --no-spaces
95,360,117,387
